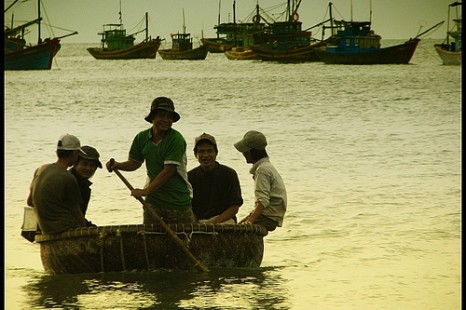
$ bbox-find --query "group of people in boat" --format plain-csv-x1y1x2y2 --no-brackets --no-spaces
25,96,287,239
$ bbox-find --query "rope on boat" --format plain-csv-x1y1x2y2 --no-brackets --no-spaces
138,230,218,236
178,231,190,246
139,230,151,269
98,231,106,272
137,230,167,235
116,229,126,271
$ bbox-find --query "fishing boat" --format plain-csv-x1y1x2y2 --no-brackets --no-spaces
158,32,208,60
315,3,443,65
315,20,421,64
201,0,235,53
203,21,257,54
223,2,268,61
158,10,208,60
87,11,161,60
434,1,462,65
249,1,335,63
35,223,267,274
202,1,265,59
4,0,77,70
251,37,333,62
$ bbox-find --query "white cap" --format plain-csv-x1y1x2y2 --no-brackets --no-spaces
57,134,86,155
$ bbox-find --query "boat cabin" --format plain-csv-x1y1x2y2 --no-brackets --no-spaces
448,18,462,52
215,22,266,48
258,21,312,51
214,23,242,46
99,24,135,51
170,32,193,51
331,20,381,51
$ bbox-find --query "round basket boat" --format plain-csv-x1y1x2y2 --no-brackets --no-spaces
35,223,268,274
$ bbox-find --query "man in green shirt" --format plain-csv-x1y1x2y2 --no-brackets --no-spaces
106,97,195,224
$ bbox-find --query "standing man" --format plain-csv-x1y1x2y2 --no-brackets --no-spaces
106,96,195,224
234,130,287,231
27,134,87,235
188,133,243,224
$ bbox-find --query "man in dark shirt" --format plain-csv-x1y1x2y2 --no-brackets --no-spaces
188,133,243,224
69,145,102,227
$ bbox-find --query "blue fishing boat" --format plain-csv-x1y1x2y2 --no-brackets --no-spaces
315,3,442,65
5,38,61,70
4,0,77,70
315,20,420,65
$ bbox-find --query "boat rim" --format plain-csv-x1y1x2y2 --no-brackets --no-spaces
35,223,269,242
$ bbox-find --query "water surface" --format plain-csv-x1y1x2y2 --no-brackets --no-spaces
5,39,461,309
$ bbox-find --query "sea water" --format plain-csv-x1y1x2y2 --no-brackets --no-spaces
4,39,461,309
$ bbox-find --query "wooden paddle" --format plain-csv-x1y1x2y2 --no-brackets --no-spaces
110,160,209,272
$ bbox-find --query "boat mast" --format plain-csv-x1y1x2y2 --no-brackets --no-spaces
182,8,186,34
446,4,451,45
119,0,122,25
287,0,291,21
329,2,334,36
233,0,237,45
37,0,41,43
369,0,372,23
350,0,353,21
256,1,260,20
217,0,221,38
145,12,148,41
233,0,236,24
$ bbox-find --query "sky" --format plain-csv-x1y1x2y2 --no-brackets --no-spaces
4,0,457,44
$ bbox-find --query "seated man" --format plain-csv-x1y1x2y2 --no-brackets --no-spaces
27,134,87,235
188,133,243,224
69,145,102,227
234,130,287,232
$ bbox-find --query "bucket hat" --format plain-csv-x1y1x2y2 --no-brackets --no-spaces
79,145,102,168
144,97,180,123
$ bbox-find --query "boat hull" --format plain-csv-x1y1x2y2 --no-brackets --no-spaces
87,39,161,60
434,44,461,65
224,48,258,60
316,39,420,64
158,46,208,60
201,38,234,53
251,39,331,63
35,224,267,274
4,38,60,70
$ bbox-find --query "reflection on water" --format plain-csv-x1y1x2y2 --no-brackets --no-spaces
24,267,289,309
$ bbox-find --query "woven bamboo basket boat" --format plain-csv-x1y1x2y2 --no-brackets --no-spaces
35,223,268,274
